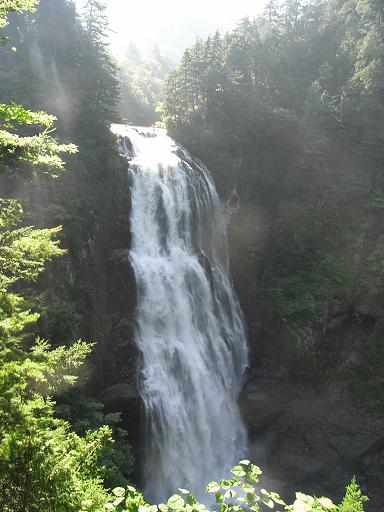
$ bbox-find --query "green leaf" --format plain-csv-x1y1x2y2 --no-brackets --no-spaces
231,465,246,477
0,102,56,128
186,494,196,506
219,479,232,489
251,466,262,476
317,497,335,509
246,492,256,503
139,507,157,512
206,482,220,493
295,493,312,502
270,492,286,506
215,492,224,504
113,487,126,497
224,489,237,499
167,494,185,509
260,496,274,508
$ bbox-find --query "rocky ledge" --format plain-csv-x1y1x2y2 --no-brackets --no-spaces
239,371,384,511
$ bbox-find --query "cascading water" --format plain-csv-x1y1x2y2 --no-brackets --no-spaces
112,125,248,503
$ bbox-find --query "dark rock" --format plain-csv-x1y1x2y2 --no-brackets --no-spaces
339,350,362,369
327,300,350,317
239,376,288,437
239,376,384,510
99,383,142,452
355,293,384,319
316,300,352,334
110,248,130,263
99,382,138,406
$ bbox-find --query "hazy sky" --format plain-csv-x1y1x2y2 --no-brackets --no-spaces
75,0,266,58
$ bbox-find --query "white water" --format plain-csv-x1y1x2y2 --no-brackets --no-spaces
112,125,248,503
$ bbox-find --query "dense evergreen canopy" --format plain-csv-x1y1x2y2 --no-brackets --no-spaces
161,0,384,333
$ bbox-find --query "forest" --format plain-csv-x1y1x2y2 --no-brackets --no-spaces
0,0,383,511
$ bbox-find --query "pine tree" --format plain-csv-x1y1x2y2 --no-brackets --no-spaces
83,0,109,45
0,3,117,510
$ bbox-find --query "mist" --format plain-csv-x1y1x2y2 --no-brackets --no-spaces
75,0,266,58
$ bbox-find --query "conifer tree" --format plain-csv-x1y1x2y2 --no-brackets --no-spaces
0,3,116,510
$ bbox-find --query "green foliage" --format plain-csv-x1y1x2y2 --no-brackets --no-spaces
0,180,113,508
0,91,77,178
0,2,125,511
0,199,64,289
161,0,384,341
119,44,173,125
338,478,369,512
105,485,149,512
105,462,367,512
0,102,56,127
0,0,378,510
56,392,135,487
0,197,64,359
83,0,109,44
0,128,77,174
265,248,348,328
0,340,112,512
0,0,38,29
0,0,123,359
39,300,82,346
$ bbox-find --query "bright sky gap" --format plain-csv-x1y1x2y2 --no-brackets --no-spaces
75,0,266,57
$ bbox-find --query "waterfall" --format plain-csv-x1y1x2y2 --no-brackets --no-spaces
112,125,248,503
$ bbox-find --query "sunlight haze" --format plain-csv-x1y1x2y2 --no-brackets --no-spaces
75,0,266,57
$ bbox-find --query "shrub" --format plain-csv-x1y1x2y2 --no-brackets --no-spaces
104,461,367,512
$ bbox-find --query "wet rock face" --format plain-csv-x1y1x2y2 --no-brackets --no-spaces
66,156,142,453
103,244,138,389
227,202,384,511
86,163,144,470
239,372,384,511
316,300,352,334
99,383,141,449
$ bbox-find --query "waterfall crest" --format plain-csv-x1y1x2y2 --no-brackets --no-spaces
112,125,248,503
